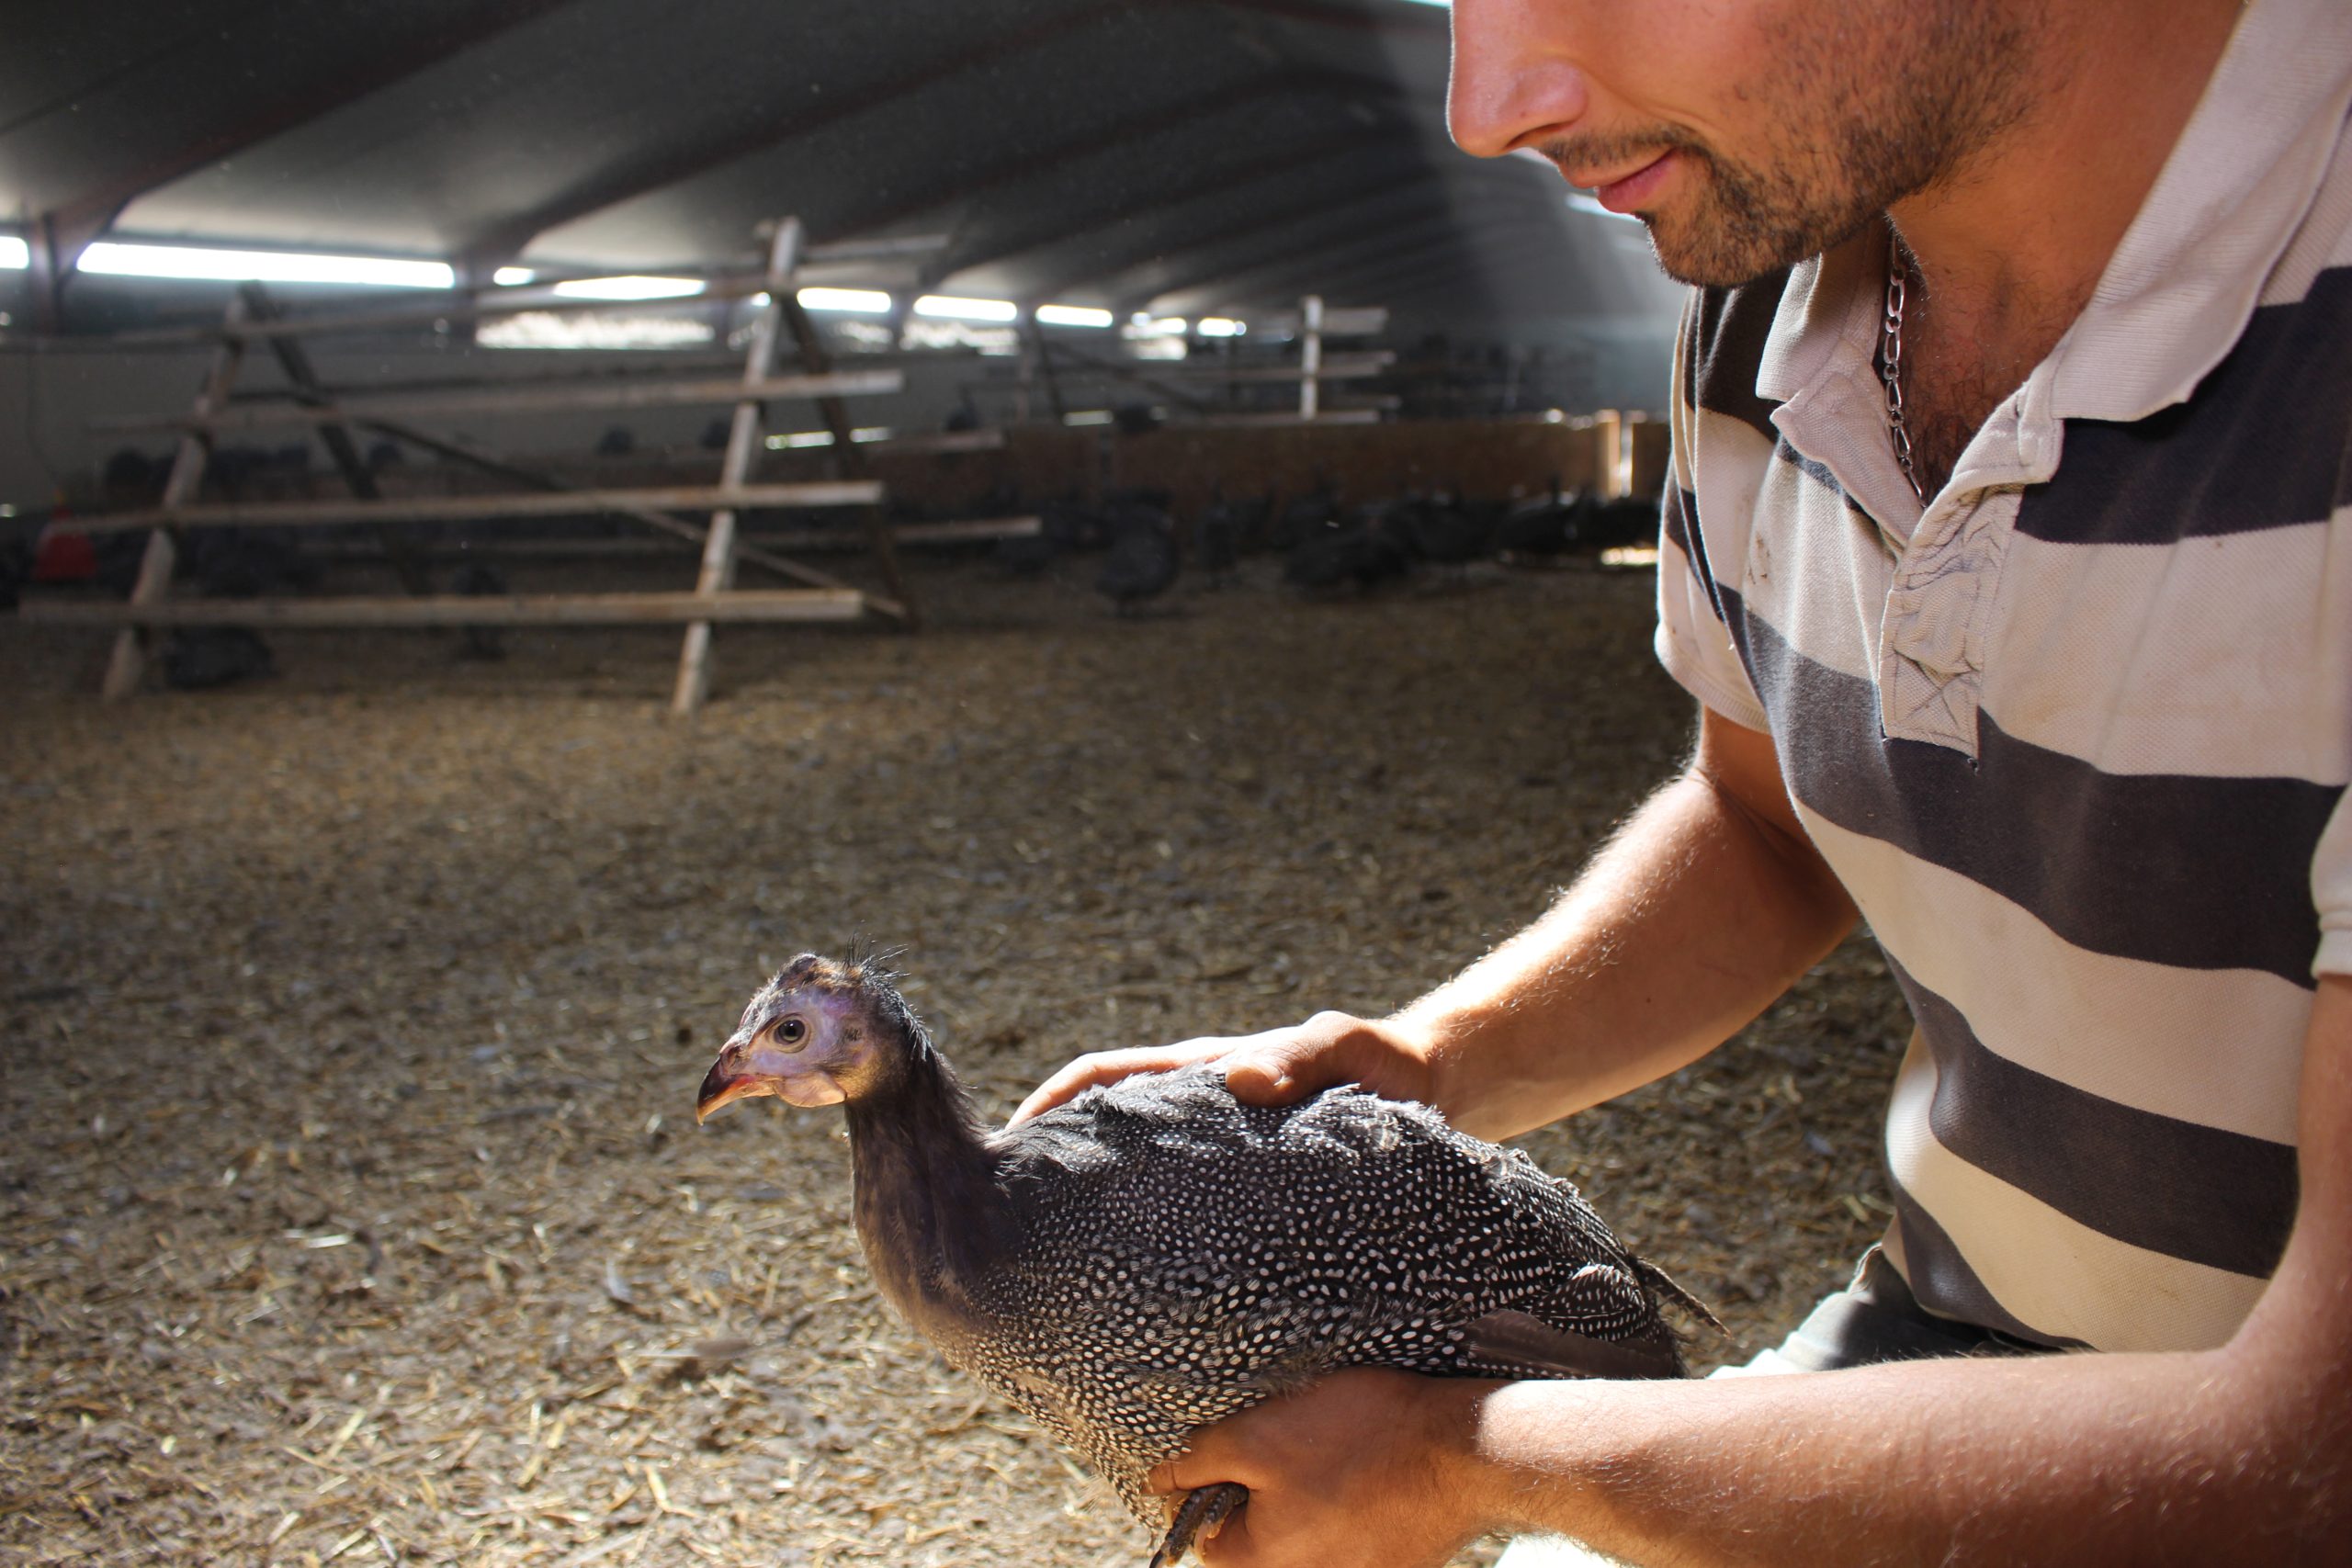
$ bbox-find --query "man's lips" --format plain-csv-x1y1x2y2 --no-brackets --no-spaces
1563,150,1678,214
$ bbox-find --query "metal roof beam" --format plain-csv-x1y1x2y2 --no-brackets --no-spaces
1126,192,1471,310
1151,209,1557,310
24,0,582,326
944,121,1432,292
1285,232,1571,310
828,65,1412,258
1202,221,1561,310
456,0,1143,268
1041,169,1434,304
1095,163,1550,304
1210,0,1449,37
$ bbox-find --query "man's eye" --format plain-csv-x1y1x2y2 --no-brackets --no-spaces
777,1017,807,1044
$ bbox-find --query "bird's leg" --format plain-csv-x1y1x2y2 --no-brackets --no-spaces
1148,1483,1249,1568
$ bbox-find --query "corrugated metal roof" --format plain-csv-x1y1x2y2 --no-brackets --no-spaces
3,0,1678,330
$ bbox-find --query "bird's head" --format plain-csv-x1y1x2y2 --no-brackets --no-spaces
695,953,922,1122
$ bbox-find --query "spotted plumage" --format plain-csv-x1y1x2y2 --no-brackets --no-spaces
696,955,1704,1564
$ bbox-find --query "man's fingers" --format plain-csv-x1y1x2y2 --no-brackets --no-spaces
1008,1052,1141,1126
1219,1043,1322,1105
1008,1043,1227,1127
1012,1013,1428,1128
1222,1013,1427,1108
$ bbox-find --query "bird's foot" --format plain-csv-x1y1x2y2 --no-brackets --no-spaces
1148,1483,1248,1568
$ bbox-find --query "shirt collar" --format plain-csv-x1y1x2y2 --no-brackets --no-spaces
1754,0,2352,426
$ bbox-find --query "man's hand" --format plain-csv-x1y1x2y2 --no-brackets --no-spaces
1149,1370,1493,1568
1008,1011,1438,1127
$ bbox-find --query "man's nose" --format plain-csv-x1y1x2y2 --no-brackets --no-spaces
1447,0,1592,159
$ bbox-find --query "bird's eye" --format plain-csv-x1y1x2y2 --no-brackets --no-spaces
775,1017,808,1046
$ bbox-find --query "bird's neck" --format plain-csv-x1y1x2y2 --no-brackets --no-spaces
842,1044,1008,1325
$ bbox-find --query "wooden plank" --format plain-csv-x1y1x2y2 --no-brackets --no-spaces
323,414,901,618
758,517,1043,551
109,368,906,435
1299,294,1324,419
873,428,1005,456
241,283,434,598
1165,352,1394,383
1195,410,1382,427
102,295,249,700
74,482,884,535
780,292,915,629
21,590,868,629
676,219,803,715
307,517,1041,559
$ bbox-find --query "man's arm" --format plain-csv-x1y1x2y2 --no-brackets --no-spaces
1014,707,1858,1138
1159,975,2352,1567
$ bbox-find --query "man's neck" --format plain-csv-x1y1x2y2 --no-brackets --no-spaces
1885,0,2246,491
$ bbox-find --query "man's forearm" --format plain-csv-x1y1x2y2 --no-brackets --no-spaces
1454,1334,2343,1566
1398,711,1856,1141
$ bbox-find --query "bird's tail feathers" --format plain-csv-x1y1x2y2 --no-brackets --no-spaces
1634,1255,1727,1337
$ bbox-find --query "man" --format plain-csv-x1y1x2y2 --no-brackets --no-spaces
1012,0,2352,1561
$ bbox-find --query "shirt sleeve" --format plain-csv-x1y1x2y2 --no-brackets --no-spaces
1653,291,1771,733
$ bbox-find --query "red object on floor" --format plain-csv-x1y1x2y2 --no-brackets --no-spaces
32,523,96,584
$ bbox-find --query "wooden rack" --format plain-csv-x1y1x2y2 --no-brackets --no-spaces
18,217,938,714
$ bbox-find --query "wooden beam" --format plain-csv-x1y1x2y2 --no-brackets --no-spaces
779,293,915,629
305,517,1041,559
101,294,248,699
22,590,868,629
239,283,435,598
757,517,1043,551
107,367,906,435
1158,352,1395,383
1191,409,1381,427
327,414,899,616
675,218,802,714
74,482,884,536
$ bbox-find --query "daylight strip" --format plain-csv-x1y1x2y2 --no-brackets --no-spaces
549,275,705,300
77,242,455,288
913,294,1019,322
1035,304,1114,328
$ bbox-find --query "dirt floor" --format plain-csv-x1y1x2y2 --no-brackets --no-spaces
0,554,1911,1568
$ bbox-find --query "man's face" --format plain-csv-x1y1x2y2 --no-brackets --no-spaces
1447,0,2031,286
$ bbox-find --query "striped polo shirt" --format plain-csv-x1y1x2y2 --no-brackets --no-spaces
1654,0,2352,1353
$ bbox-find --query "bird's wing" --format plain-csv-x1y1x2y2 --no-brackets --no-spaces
1462,1306,1682,1381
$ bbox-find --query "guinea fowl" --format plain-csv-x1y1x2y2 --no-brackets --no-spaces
1097,507,1180,615
697,955,1709,1567
1283,508,1412,592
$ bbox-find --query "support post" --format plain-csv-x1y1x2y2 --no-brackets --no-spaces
1298,293,1324,420
102,295,249,700
780,293,915,629
1029,321,1069,425
241,282,433,597
673,219,805,716
1594,409,1625,500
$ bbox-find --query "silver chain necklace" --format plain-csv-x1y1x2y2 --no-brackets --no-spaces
1880,241,1927,503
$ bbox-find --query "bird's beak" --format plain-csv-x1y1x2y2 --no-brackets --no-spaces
695,1034,846,1122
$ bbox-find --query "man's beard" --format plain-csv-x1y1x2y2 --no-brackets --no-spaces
1537,3,2032,288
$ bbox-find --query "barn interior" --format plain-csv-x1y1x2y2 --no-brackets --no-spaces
0,4,1908,1565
